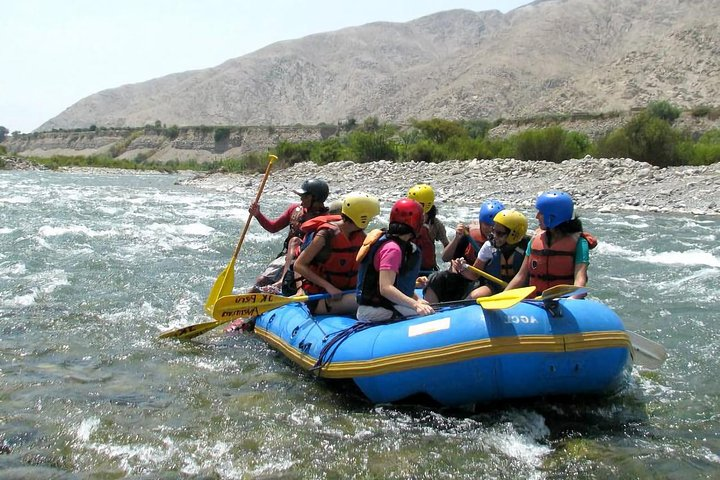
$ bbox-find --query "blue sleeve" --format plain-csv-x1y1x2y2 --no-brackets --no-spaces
525,240,532,256
575,237,590,265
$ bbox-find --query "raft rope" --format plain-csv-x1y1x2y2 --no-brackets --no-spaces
311,319,393,374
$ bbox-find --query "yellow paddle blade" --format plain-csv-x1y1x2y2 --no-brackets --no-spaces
476,286,536,310
535,284,586,300
204,264,235,315
212,292,311,321
158,319,231,340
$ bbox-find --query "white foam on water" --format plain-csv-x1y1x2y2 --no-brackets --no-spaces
0,227,16,234
86,441,170,474
97,206,121,215
605,219,651,229
0,262,26,277
38,224,116,238
0,195,32,204
632,249,720,268
485,411,552,478
145,222,215,237
76,417,100,442
594,241,628,256
654,268,720,299
4,269,71,307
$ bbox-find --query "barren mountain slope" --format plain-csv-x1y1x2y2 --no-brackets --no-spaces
38,0,720,131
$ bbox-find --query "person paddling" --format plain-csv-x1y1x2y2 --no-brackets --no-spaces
504,191,596,296
356,198,434,322
248,178,329,292
293,192,380,315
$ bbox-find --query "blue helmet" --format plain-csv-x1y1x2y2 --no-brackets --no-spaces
479,199,505,225
535,191,574,228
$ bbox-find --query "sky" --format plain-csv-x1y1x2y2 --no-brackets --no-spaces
1,0,532,133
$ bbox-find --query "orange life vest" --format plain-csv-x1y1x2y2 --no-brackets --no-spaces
299,217,366,294
528,230,580,292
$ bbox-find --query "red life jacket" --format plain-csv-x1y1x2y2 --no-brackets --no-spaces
415,225,437,270
528,230,581,292
299,216,366,294
462,228,487,264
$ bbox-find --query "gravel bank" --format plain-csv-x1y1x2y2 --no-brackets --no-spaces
180,156,720,217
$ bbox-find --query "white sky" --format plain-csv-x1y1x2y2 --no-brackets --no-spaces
1,0,532,133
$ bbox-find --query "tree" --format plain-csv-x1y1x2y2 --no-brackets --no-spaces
412,118,467,144
0,126,8,142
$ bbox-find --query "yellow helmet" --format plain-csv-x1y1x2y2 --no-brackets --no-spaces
341,192,380,229
493,209,528,245
407,184,435,214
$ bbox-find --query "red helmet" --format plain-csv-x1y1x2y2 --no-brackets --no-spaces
390,198,424,236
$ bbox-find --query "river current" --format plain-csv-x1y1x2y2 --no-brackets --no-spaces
1,169,719,479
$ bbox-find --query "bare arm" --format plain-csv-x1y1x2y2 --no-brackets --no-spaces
441,223,467,262
504,256,531,291
293,232,342,296
573,262,588,287
434,219,449,247
378,270,434,316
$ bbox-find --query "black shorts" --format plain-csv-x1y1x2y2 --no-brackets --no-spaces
423,270,475,302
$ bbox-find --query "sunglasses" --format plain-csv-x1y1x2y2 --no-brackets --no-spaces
493,228,509,237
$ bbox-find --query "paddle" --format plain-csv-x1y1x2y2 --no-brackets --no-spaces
159,291,353,340
627,330,667,369
534,284,587,300
466,265,508,288
431,286,537,310
203,154,276,315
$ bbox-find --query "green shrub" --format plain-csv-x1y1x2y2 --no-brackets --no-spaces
647,100,681,122
444,136,496,161
163,125,179,140
461,119,493,139
691,105,712,117
348,130,398,163
277,140,313,165
412,118,468,144
214,127,231,143
0,145,7,155
510,126,590,162
310,138,349,165
404,139,446,163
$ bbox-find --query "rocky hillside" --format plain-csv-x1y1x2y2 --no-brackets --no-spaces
37,0,720,131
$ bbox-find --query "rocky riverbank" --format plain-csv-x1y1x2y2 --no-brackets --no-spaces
179,156,720,216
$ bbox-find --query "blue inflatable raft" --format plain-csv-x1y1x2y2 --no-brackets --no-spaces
253,299,632,406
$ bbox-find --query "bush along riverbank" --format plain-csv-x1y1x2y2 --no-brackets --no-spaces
3,101,720,173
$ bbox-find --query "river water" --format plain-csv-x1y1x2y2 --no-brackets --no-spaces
1,169,719,479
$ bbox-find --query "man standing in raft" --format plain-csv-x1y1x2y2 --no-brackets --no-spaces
355,199,435,322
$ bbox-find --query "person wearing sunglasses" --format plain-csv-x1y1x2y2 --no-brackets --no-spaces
462,209,530,298
423,199,505,304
